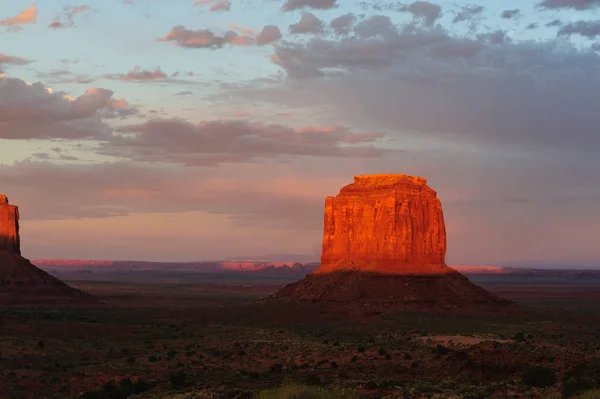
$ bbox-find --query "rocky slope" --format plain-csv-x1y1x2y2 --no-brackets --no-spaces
271,174,511,310
0,195,92,304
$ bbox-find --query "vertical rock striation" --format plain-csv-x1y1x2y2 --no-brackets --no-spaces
271,174,511,310
0,194,21,255
318,174,447,275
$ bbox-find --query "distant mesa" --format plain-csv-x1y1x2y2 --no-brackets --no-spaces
0,194,93,305
271,174,511,310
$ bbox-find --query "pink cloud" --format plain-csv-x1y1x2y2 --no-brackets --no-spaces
157,26,253,48
99,118,389,166
0,4,37,27
193,0,231,12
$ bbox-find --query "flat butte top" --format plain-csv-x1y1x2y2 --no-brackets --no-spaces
337,174,435,196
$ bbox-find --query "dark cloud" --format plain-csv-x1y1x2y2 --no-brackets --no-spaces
281,0,337,12
0,76,137,140
354,15,397,38
0,53,31,72
452,4,484,24
400,1,442,26
546,19,563,27
558,20,600,38
501,9,520,19
98,118,390,166
256,25,282,45
104,67,168,81
538,0,600,10
232,16,600,165
208,0,231,12
289,12,324,34
330,13,356,35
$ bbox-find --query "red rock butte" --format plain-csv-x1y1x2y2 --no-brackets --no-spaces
318,174,447,275
0,194,20,255
272,174,511,310
0,194,92,304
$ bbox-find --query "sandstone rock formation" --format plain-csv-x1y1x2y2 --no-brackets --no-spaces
0,194,20,255
0,194,92,304
271,174,510,310
318,174,447,275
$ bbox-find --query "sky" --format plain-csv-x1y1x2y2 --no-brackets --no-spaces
0,0,599,265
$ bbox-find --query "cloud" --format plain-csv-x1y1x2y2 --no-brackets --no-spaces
501,9,520,19
48,5,90,29
289,12,324,34
36,69,95,85
0,75,136,140
330,13,356,35
234,14,600,164
452,4,484,24
194,0,231,12
400,1,442,26
105,67,168,81
281,0,337,12
157,25,254,48
159,24,284,48
0,53,31,72
256,25,282,45
558,20,600,38
229,24,256,36
98,118,389,166
538,0,600,10
0,4,37,31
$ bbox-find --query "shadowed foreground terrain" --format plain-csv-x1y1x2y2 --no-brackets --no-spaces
1,273,600,399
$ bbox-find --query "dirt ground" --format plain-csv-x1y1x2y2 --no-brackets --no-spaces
0,278,599,399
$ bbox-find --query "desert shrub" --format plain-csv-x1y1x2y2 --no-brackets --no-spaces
253,383,359,399
522,365,557,388
378,348,386,355
562,361,600,398
435,345,450,355
571,390,600,399
357,346,365,353
169,370,186,389
351,355,358,362
330,361,338,369
77,378,153,399
513,332,527,342
269,363,283,373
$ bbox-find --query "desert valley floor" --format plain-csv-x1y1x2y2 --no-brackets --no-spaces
1,270,600,399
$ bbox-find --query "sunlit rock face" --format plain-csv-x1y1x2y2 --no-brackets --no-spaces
317,174,447,275
0,194,20,255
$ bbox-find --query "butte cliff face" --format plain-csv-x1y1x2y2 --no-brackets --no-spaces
319,174,446,275
0,194,20,255
0,194,92,304
272,174,510,310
